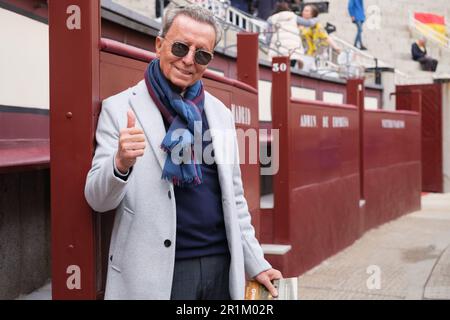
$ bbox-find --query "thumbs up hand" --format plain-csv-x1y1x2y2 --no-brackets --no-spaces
115,110,146,174
127,108,136,128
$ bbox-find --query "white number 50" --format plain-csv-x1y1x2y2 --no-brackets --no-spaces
272,63,287,73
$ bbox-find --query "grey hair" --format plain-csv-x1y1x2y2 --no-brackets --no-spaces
159,5,222,47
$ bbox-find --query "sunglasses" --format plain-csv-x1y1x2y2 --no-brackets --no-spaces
162,37,214,65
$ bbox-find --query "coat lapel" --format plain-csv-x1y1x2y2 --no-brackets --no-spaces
204,94,226,167
129,80,166,171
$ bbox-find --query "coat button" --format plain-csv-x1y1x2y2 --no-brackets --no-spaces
164,239,172,247
109,255,113,262
168,190,172,199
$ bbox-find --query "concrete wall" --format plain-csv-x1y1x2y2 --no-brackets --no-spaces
0,170,51,300
111,0,157,19
0,8,49,110
380,71,396,110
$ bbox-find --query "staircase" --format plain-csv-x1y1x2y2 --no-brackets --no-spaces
320,0,450,83
109,0,450,86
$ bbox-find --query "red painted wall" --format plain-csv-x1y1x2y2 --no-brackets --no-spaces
283,99,360,276
396,84,443,193
265,57,421,277
363,110,421,230
0,111,49,172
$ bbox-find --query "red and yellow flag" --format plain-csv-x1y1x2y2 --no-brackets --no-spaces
414,12,447,45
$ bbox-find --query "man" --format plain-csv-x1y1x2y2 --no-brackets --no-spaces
255,0,278,20
348,0,367,50
84,5,282,300
411,37,438,72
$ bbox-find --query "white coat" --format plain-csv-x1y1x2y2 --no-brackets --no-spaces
84,80,271,299
268,10,304,60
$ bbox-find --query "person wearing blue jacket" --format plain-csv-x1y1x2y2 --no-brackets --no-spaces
348,0,367,50
231,0,250,13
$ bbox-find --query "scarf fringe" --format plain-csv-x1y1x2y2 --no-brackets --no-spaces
160,145,171,153
161,172,202,187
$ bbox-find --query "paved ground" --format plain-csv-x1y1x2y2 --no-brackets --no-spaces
16,280,51,300
18,193,450,300
298,193,450,300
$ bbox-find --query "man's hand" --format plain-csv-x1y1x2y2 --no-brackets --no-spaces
254,268,283,298
115,110,146,174
351,16,355,22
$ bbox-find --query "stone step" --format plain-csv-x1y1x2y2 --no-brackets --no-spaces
321,0,450,76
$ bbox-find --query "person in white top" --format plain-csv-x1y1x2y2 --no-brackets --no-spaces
266,1,318,68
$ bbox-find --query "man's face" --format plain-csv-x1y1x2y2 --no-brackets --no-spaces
156,15,216,91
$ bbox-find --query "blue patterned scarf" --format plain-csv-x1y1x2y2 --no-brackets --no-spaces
144,59,204,187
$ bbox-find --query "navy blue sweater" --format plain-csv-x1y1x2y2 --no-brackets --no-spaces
164,112,229,260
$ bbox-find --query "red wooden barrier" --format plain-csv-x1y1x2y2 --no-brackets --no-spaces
363,110,421,229
346,79,365,201
49,0,100,299
282,98,360,276
267,56,360,276
0,110,49,173
396,84,442,193
266,58,421,276
271,57,291,245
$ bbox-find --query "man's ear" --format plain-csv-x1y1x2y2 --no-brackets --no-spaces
155,36,162,57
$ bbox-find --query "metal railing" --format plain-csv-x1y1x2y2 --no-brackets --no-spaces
171,0,428,84
174,0,372,72
172,0,267,39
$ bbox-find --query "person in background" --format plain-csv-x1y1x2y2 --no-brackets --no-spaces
249,0,259,16
155,0,170,19
256,0,278,20
300,4,341,56
267,1,319,69
411,37,438,72
348,0,367,50
231,0,251,13
299,4,341,72
230,0,253,29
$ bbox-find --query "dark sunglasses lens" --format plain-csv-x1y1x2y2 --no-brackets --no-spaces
195,50,212,65
171,42,189,57
170,41,212,65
